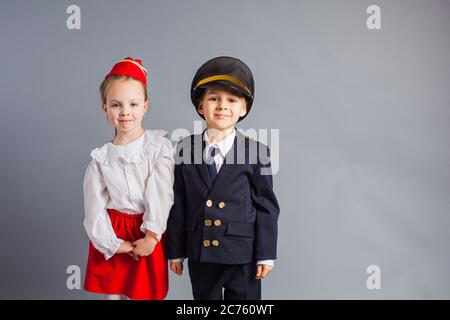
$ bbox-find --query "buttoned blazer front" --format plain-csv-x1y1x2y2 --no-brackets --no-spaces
166,130,279,265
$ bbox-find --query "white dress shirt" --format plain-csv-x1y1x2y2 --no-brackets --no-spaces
171,128,274,267
83,130,175,260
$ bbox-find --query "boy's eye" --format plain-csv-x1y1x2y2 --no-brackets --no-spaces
208,97,218,101
111,103,120,107
131,103,138,107
229,99,237,103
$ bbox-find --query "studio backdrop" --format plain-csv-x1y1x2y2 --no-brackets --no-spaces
0,0,449,299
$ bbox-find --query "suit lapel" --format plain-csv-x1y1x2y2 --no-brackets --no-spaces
192,133,212,188
209,130,247,194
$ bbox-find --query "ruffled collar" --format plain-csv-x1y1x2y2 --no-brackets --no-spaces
90,129,168,165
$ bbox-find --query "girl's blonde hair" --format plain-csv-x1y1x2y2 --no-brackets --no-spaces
99,75,148,108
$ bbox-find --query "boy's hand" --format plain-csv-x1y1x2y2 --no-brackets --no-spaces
255,264,273,280
132,231,158,257
170,261,183,276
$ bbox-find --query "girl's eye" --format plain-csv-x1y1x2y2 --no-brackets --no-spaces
111,103,119,108
209,97,218,101
229,99,237,103
131,103,138,107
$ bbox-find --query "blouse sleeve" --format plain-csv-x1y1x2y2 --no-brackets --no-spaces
141,137,175,240
83,159,123,260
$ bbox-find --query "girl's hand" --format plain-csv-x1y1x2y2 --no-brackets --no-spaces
255,264,273,280
132,231,158,257
170,261,183,276
116,240,135,254
116,241,139,261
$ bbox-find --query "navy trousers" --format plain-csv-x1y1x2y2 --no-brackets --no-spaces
187,260,261,300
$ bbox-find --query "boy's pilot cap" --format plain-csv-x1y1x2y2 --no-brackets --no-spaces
191,56,254,122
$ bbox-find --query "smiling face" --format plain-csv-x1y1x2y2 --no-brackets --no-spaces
197,86,247,131
102,78,148,135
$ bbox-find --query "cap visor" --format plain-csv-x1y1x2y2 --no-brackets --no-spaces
197,80,252,98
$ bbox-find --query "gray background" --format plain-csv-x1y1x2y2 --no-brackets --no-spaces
0,0,449,299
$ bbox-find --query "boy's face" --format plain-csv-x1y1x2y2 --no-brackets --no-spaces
197,87,247,131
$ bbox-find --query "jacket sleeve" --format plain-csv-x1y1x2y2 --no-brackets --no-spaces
83,159,123,260
251,145,280,261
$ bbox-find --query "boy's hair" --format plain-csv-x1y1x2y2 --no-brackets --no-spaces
99,74,148,108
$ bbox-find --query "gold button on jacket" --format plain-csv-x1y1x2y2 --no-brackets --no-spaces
212,240,220,247
214,219,222,227
204,219,212,227
218,201,225,209
203,240,211,247
206,200,213,207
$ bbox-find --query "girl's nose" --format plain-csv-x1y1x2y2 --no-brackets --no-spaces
120,107,130,116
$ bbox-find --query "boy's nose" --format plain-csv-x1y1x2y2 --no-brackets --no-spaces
217,102,228,110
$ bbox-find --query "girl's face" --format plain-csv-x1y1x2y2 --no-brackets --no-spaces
103,79,148,135
198,88,247,131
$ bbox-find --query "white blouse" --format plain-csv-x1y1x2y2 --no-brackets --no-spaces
83,130,175,260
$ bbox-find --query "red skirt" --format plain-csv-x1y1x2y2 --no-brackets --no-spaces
84,209,168,300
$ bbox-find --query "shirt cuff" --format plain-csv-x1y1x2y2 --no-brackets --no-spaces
169,258,184,263
104,238,124,260
140,222,163,241
256,259,275,267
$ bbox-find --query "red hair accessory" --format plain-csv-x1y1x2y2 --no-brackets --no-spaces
105,57,148,85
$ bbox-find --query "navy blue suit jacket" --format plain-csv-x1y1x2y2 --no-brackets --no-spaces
166,130,279,265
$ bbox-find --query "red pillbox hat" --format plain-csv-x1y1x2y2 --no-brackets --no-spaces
105,57,147,86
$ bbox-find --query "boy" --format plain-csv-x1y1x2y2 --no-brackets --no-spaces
166,56,279,300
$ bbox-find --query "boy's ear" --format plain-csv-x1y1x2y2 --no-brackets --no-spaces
144,100,149,112
239,102,248,117
197,102,204,115
102,103,107,113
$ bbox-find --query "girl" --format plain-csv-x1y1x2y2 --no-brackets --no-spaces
83,57,174,300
